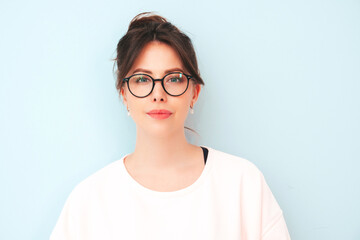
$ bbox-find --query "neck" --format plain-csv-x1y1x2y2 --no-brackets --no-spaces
129,127,195,169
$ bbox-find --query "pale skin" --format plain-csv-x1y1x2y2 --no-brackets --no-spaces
120,41,204,192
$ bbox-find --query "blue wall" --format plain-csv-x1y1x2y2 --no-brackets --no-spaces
1,0,359,239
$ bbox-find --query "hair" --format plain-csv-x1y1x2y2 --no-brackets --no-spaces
114,12,204,93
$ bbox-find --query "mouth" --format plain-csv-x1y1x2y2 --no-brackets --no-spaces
146,109,172,120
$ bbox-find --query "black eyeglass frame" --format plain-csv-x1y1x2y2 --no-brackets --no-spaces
122,72,193,98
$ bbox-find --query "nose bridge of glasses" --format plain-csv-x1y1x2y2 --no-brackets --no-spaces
151,78,167,94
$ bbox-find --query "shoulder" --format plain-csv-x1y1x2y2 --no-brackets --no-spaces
206,147,287,237
205,146,273,199
50,158,127,239
66,158,124,203
206,146,264,181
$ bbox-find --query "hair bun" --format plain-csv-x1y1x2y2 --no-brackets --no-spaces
128,12,167,31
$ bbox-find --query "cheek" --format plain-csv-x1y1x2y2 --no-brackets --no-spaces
184,86,195,106
127,97,142,114
175,95,192,116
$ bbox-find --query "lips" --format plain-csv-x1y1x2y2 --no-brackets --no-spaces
147,109,172,120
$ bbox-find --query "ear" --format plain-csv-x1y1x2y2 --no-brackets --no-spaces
120,87,128,106
191,84,201,106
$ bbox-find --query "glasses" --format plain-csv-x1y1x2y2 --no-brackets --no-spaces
123,72,192,98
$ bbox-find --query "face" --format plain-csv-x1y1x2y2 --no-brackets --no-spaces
121,41,201,137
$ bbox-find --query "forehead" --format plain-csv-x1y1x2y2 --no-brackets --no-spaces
129,41,185,75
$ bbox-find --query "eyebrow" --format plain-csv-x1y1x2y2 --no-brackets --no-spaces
132,68,185,75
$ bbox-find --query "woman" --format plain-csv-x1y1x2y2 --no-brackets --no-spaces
50,12,291,240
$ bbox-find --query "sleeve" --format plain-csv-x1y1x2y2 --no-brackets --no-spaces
50,192,77,240
239,162,291,240
49,184,86,240
259,172,291,240
261,212,291,240
50,196,72,239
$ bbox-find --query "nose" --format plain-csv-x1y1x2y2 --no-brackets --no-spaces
151,80,167,102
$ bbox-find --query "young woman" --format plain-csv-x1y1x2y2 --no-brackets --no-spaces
50,12,291,240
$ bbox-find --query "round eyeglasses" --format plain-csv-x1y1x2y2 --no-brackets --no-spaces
122,72,193,98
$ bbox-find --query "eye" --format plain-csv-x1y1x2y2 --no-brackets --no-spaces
133,75,151,83
166,73,184,83
169,77,181,82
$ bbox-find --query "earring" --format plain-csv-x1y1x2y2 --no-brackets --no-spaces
127,107,130,116
190,106,194,114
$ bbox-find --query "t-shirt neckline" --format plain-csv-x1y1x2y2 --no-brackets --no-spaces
119,146,214,198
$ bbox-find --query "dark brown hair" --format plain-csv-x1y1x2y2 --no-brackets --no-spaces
114,12,204,92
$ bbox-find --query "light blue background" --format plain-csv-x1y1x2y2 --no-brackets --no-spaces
1,0,359,239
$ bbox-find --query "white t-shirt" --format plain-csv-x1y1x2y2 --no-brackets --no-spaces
50,146,291,240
